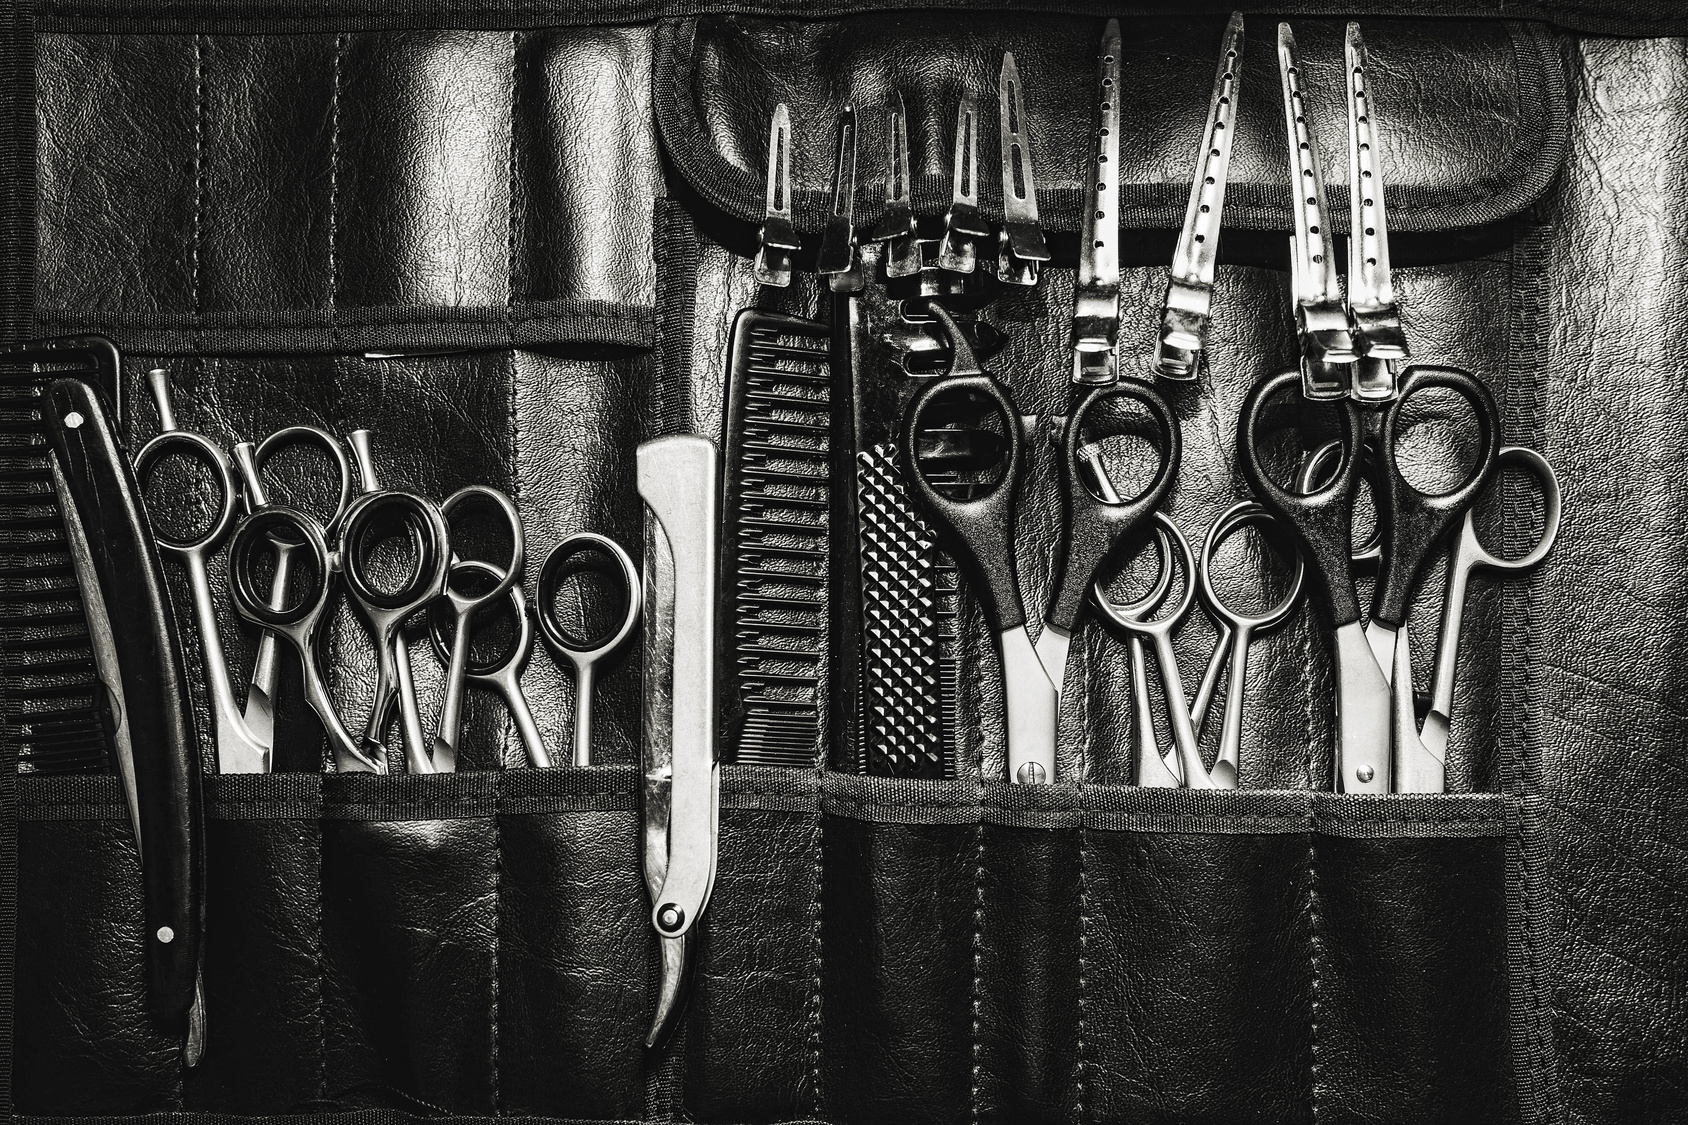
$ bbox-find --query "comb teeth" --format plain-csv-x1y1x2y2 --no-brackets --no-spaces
724,313,833,769
0,383,110,776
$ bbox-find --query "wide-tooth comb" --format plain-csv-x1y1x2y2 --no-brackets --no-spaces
720,310,834,768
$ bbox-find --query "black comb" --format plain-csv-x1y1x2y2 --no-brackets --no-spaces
720,309,833,768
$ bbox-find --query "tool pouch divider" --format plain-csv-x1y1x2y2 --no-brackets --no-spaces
2,5,1662,1125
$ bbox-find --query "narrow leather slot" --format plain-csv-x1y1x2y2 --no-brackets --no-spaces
186,773,326,1113
319,772,499,1113
498,768,649,1117
682,770,823,1123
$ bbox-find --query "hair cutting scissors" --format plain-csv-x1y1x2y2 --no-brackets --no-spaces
134,371,354,774
429,486,524,772
901,304,1178,784
428,558,552,768
1237,367,1500,792
537,532,643,767
1094,503,1306,789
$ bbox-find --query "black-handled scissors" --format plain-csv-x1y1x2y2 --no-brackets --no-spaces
900,304,1178,784
537,532,643,767
1237,365,1501,792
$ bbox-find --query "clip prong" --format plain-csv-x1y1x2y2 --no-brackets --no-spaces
867,92,922,279
753,103,799,288
1070,19,1123,385
937,94,990,274
817,105,864,293
1345,23,1407,403
997,53,1049,285
1158,12,1245,380
1278,24,1357,400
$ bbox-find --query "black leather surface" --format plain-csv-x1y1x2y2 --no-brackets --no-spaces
4,9,1685,1125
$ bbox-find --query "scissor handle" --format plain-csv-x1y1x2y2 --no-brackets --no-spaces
1298,439,1382,564
1458,445,1561,575
1090,511,1195,635
227,506,335,629
253,425,354,535
1049,379,1180,633
536,532,643,667
439,485,525,611
428,558,533,680
1198,501,1306,633
339,489,451,614
1238,369,1368,627
901,372,1026,634
1372,365,1501,629
132,429,241,556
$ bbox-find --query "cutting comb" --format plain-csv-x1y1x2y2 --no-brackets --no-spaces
720,309,834,768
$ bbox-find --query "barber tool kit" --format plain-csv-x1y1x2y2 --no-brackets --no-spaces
0,1,1682,1122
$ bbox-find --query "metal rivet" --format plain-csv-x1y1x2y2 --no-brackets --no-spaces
63,411,84,429
656,904,685,933
1015,762,1048,785
1356,765,1375,783
156,926,175,944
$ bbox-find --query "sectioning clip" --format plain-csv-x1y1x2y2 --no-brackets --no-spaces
1157,13,1244,381
1070,19,1123,385
817,105,864,293
1345,23,1408,403
1278,24,1357,400
997,52,1049,285
868,92,922,279
753,103,799,288
938,93,991,274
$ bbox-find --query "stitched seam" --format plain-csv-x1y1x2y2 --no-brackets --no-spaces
969,800,983,1125
1307,816,1321,1125
490,771,502,1110
505,30,523,771
1076,786,1090,1124
809,770,823,1118
329,32,342,348
191,33,202,323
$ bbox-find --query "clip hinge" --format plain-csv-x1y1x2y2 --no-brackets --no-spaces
867,93,922,279
997,53,1050,286
937,94,991,274
754,104,799,289
1070,19,1123,385
817,105,864,293
1344,23,1407,403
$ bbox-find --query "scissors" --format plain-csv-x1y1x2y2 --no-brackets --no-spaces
225,439,385,774
427,558,552,768
133,371,354,773
1094,503,1307,788
429,486,525,772
536,532,643,767
1301,440,1560,789
900,304,1179,784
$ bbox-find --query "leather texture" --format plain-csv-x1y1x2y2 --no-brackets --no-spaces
4,9,1684,1125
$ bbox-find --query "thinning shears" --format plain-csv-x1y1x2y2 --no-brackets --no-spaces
901,304,1178,784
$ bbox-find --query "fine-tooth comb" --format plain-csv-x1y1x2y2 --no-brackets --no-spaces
720,309,834,768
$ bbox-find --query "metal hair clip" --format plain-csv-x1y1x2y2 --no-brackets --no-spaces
1070,19,1123,385
868,92,922,279
1278,24,1357,400
817,105,864,293
753,103,798,288
1157,13,1244,380
938,93,990,273
996,53,1049,285
1344,23,1408,403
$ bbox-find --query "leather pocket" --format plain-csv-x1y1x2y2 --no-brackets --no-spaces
821,776,978,1125
15,776,180,1113
497,765,649,1117
319,772,498,1112
187,773,326,1112
683,767,823,1123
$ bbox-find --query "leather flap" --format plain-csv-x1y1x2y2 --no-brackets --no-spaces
656,14,1566,236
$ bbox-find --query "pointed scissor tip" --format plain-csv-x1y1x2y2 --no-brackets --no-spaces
1001,50,1018,73
772,101,791,126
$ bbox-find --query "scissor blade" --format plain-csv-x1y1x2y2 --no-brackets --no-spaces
1002,626,1057,784
646,931,695,1051
1332,620,1390,793
1388,623,1444,793
1031,625,1072,702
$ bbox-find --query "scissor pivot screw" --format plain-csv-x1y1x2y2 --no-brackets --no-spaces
156,926,175,944
1355,765,1375,783
63,411,84,429
1015,762,1048,785
656,904,685,933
